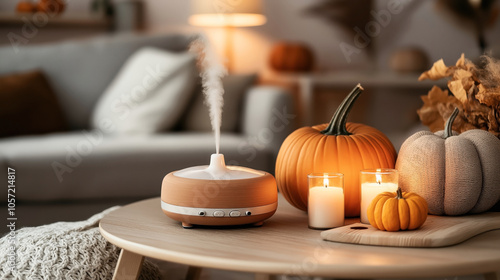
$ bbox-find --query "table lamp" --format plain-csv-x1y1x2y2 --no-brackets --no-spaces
188,0,267,72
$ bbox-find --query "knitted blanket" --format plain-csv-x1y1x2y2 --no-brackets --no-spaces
0,206,160,280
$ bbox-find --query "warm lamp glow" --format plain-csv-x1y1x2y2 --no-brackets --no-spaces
189,0,266,27
188,0,266,72
189,13,266,27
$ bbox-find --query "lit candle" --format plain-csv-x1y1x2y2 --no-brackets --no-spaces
360,169,398,224
308,173,344,229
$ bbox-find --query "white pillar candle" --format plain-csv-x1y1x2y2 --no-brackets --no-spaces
360,182,398,224
360,169,399,224
308,175,344,229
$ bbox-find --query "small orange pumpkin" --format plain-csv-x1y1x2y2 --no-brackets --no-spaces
269,42,314,72
368,188,428,231
275,84,397,217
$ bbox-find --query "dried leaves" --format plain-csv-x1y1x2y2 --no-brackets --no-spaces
418,54,500,138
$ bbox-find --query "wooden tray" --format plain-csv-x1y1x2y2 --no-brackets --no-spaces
321,212,500,248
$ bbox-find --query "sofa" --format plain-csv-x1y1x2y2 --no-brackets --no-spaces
0,32,295,233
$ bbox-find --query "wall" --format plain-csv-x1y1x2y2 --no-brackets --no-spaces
142,0,500,74
142,0,368,75
1,0,499,144
2,0,499,73
373,0,500,69
145,0,372,72
137,0,500,144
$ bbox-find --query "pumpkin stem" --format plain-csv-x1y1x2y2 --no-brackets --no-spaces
443,107,460,139
321,83,364,136
396,188,403,199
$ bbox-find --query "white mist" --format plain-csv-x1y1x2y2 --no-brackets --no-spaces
190,34,227,154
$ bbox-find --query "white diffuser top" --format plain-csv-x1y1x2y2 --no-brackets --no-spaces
174,154,264,180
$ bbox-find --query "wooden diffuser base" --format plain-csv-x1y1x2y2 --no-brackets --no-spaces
161,156,278,228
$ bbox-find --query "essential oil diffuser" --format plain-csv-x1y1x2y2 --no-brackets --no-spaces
162,36,278,228
161,153,278,228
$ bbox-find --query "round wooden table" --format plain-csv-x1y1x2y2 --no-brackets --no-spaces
99,196,500,280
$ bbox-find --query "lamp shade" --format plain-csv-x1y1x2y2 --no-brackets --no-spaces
189,0,266,27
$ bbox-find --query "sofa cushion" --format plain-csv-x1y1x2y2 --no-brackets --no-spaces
0,70,67,138
0,132,272,202
0,33,195,129
181,74,257,132
91,47,198,135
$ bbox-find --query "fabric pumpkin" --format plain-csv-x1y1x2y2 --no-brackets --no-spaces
367,188,428,231
276,84,397,217
396,108,500,215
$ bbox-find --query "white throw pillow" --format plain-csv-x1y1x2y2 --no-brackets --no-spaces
91,47,197,135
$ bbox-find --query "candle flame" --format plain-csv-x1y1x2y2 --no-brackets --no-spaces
323,177,329,188
376,169,382,184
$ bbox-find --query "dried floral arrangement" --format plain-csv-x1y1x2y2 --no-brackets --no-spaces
417,54,500,138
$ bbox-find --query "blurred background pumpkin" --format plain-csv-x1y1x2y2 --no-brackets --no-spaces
389,47,430,73
16,0,37,13
37,0,65,14
269,42,315,73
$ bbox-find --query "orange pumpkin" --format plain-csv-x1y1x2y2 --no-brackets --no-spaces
275,84,397,217
367,188,428,231
269,42,314,72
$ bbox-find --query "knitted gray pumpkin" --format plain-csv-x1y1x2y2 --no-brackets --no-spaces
396,108,500,215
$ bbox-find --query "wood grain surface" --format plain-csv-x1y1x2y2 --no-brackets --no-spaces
161,172,277,208
321,213,500,247
99,196,500,279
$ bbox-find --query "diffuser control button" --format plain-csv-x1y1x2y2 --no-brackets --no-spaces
213,210,225,217
229,211,241,217
198,211,206,216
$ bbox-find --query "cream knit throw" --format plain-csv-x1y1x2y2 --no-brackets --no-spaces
0,206,161,280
